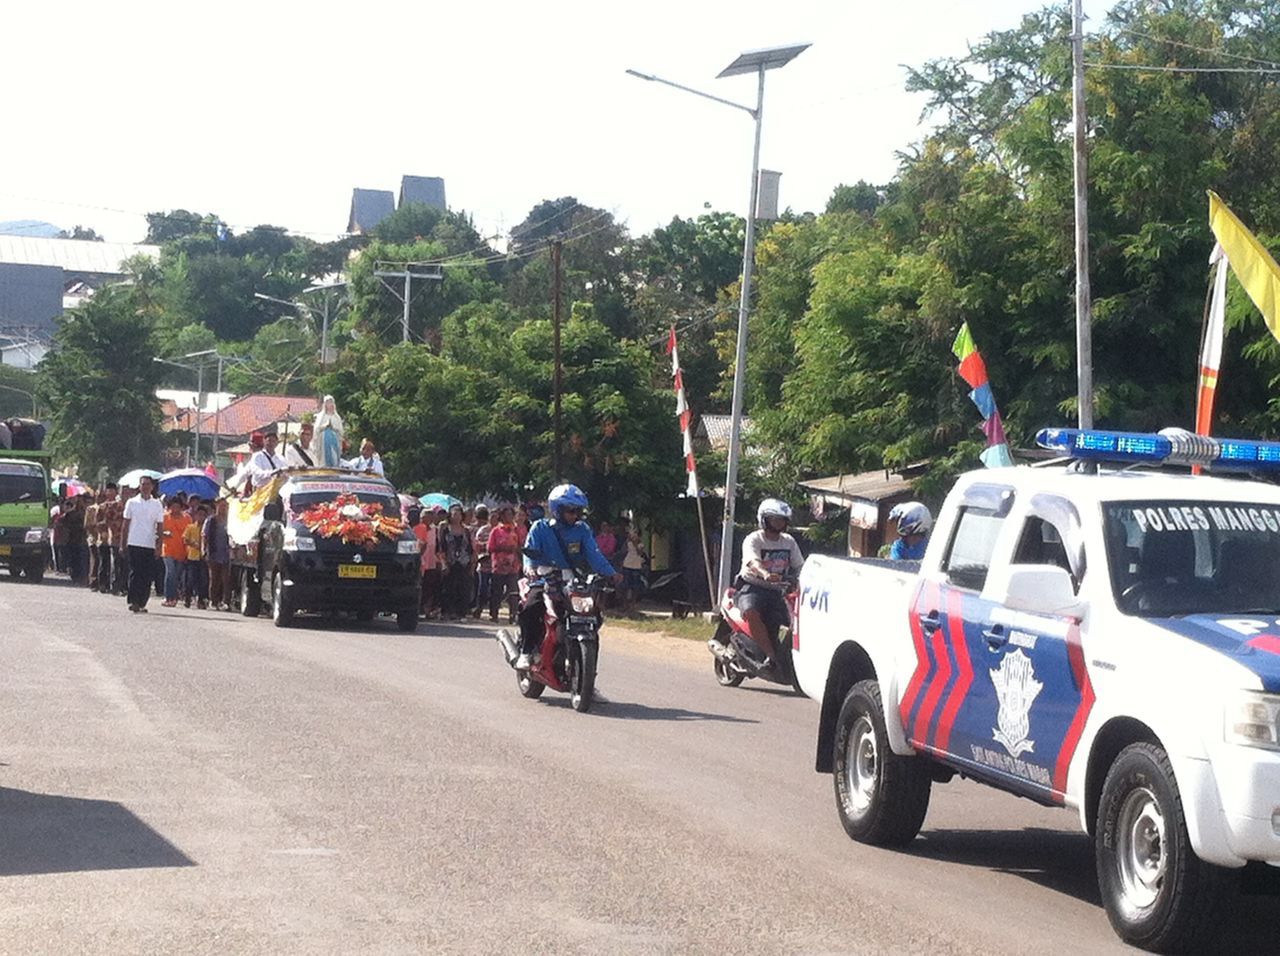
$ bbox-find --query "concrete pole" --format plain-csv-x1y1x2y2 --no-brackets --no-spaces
402,273,412,344
1072,0,1094,428
552,239,564,482
716,65,766,599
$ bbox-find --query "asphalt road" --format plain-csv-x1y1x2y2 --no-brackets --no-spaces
1,578,1277,954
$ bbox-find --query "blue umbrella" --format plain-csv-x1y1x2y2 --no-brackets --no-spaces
419,492,461,510
158,468,220,499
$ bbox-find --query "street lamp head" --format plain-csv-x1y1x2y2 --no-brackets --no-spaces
716,42,810,78
625,68,658,82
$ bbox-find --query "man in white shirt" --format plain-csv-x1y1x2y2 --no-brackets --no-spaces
248,430,287,487
120,475,165,613
343,438,384,476
284,422,316,468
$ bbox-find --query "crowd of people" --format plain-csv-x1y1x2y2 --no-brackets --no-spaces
50,476,234,614
405,500,650,622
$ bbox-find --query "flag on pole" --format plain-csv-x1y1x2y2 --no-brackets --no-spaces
666,327,699,496
952,323,1014,468
1195,243,1229,437
1208,191,1280,343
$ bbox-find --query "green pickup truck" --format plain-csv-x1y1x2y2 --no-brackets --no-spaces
0,450,51,582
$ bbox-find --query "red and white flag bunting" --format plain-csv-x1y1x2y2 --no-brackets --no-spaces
666,327,699,497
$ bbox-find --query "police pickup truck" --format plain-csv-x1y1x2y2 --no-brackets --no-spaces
794,428,1280,952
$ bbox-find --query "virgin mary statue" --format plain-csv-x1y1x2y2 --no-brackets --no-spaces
312,395,345,467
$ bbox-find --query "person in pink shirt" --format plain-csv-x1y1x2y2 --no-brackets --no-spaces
486,505,523,624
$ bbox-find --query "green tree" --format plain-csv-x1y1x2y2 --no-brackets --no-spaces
36,289,165,474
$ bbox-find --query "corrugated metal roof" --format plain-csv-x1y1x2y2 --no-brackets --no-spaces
347,189,396,234
697,414,754,453
399,175,446,210
0,236,159,274
798,470,912,503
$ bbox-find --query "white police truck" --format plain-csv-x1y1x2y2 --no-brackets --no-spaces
794,427,1280,952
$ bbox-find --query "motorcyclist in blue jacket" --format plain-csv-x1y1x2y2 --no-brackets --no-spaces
516,483,620,670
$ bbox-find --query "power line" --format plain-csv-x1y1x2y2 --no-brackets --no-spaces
1086,61,1280,74
1114,27,1280,69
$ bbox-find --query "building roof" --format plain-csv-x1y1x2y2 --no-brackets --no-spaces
697,414,755,453
186,393,319,438
399,175,447,210
799,469,913,505
0,235,159,274
347,189,396,235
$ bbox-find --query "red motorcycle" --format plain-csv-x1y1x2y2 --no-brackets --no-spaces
496,565,602,713
707,581,804,695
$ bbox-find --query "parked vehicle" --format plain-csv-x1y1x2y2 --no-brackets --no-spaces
229,470,421,631
496,559,603,712
793,426,1280,952
707,581,803,694
0,435,52,583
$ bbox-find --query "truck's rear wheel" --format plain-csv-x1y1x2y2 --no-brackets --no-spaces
271,571,294,627
832,679,931,846
240,569,262,617
26,562,43,583
396,606,418,632
1096,742,1231,952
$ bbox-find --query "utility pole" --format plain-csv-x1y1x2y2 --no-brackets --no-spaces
1072,0,1094,428
552,239,563,481
373,263,443,344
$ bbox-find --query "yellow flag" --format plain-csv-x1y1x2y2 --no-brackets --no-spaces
1208,191,1280,341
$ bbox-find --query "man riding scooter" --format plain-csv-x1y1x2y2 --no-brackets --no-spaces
727,498,804,669
515,483,620,671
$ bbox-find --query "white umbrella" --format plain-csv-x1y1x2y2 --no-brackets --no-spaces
117,468,162,489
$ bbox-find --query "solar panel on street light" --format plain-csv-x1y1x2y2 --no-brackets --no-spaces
716,43,810,78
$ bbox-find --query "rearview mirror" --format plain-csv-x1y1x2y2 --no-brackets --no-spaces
983,564,1085,619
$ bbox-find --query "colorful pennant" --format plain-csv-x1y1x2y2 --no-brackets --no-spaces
666,327,700,496
952,323,1013,468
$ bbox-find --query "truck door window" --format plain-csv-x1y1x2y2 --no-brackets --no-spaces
1012,517,1078,589
943,507,1005,591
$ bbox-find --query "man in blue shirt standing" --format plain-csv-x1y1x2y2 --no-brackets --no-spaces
516,483,619,670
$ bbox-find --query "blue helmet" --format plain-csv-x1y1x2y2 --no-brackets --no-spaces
548,483,589,520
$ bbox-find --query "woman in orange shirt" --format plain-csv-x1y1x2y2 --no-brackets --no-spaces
160,497,191,607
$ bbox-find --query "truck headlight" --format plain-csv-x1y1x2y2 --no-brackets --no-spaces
24,528,45,544
283,529,316,552
570,594,595,614
1225,691,1280,750
397,539,419,555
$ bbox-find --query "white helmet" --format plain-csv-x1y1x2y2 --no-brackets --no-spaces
757,498,793,530
889,501,932,537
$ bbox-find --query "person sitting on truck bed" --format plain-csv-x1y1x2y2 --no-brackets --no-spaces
887,501,933,561
734,498,804,668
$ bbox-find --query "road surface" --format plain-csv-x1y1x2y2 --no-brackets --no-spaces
1,578,1275,953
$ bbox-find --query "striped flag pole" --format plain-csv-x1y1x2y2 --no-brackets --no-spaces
1196,243,1228,438
666,327,717,608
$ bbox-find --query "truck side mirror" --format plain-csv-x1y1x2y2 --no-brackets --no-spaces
984,564,1085,619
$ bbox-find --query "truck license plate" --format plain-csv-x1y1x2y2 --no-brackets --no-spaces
0,545,11,556
338,564,376,579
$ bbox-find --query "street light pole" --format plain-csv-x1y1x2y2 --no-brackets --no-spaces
628,43,809,600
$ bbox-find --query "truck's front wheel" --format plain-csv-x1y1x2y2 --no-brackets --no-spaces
832,679,931,847
240,569,262,617
1096,742,1230,952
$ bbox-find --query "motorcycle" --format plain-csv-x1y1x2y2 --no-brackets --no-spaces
707,580,805,695
496,558,603,713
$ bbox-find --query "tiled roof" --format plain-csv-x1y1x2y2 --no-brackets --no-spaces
399,176,447,210
188,394,319,438
697,414,754,453
347,189,396,234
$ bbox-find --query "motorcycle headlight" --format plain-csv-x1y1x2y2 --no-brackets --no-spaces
397,539,420,555
570,594,595,614
24,528,45,544
1225,691,1280,750
283,528,316,552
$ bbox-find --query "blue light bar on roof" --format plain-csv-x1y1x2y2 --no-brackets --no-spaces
1035,427,1280,472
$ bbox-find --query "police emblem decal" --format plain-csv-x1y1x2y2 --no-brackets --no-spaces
989,649,1043,757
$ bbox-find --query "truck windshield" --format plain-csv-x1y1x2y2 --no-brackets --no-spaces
1103,499,1280,616
0,464,46,505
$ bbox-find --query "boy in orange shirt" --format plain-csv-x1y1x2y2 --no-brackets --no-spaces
160,497,191,607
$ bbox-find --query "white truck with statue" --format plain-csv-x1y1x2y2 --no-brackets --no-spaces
793,426,1280,952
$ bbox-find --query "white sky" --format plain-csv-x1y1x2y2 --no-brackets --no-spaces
1,0,1114,245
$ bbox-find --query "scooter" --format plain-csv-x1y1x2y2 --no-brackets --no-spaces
707,581,804,695
496,561,603,713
